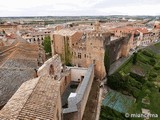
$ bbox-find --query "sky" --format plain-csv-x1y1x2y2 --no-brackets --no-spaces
0,0,160,16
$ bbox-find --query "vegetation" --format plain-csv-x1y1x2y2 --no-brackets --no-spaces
132,52,138,65
43,36,52,56
100,106,130,120
64,38,72,66
101,43,160,120
104,46,110,75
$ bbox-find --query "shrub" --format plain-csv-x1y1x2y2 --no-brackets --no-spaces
149,72,157,78
127,76,142,89
132,52,138,65
130,72,145,84
145,81,155,88
44,36,51,56
130,87,141,98
145,89,151,95
137,54,148,64
142,50,154,57
154,66,160,70
149,58,156,66
107,73,126,90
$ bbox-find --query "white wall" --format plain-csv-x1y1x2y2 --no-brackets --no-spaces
69,67,87,82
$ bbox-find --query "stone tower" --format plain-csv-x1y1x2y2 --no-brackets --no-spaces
94,21,100,31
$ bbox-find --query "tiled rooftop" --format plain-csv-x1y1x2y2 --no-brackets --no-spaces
0,75,60,120
0,68,36,106
0,42,40,107
54,29,77,36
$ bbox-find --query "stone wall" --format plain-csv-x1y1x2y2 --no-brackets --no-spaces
85,32,110,79
52,34,64,56
37,54,62,80
108,35,130,64
69,67,88,82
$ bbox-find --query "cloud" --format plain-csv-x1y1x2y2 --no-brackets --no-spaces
0,0,159,16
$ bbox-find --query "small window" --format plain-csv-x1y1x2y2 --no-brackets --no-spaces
65,77,67,85
49,64,54,75
93,59,96,64
78,53,81,59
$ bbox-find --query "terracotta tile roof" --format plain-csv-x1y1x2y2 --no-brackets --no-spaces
0,42,40,108
54,29,77,36
0,75,60,120
136,28,148,34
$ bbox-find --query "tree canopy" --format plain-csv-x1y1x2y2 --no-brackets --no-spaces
43,36,51,56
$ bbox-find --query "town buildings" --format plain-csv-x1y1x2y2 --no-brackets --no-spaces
0,54,94,120
0,17,160,120
51,21,132,79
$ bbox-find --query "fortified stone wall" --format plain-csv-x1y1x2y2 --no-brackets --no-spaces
108,35,130,64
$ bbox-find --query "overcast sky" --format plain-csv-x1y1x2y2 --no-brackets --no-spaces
0,0,160,16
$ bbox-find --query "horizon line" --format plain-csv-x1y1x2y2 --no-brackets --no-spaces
0,15,160,18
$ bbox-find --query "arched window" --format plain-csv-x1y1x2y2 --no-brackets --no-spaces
49,64,54,75
37,38,40,44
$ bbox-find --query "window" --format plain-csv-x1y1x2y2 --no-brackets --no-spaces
78,53,81,59
65,77,67,85
49,64,54,75
93,59,96,64
66,36,69,40
81,76,84,81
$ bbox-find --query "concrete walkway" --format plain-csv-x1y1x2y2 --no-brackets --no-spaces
95,86,103,120
109,56,131,75
95,78,108,120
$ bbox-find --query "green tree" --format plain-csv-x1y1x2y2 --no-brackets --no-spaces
44,36,51,56
132,52,138,65
64,38,72,66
